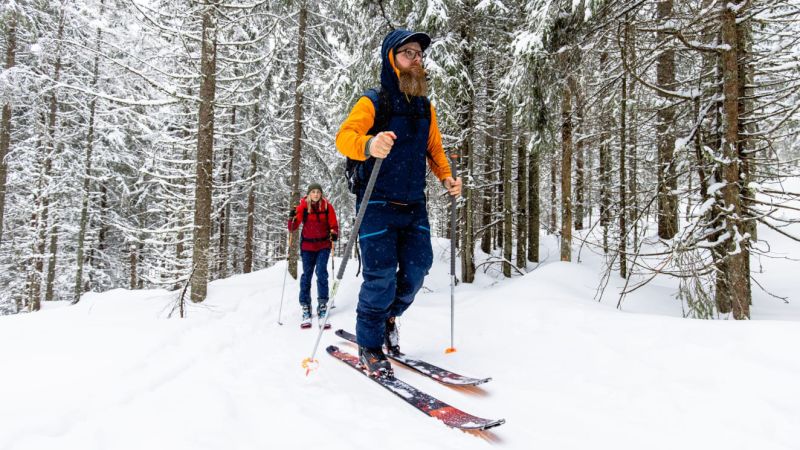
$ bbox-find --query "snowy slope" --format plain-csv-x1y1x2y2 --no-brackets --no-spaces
2,234,800,450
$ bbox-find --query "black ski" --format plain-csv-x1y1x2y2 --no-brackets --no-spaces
326,345,504,431
334,329,491,386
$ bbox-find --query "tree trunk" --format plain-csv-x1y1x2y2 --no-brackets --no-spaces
619,21,629,279
656,0,678,239
288,2,308,280
528,82,546,263
130,243,138,289
175,146,188,289
190,2,218,303
718,2,750,319
627,24,639,253
496,137,504,251
737,8,756,304
573,87,585,231
481,73,495,255
137,240,145,289
0,11,17,243
458,11,476,283
516,132,527,268
75,1,104,303
711,56,730,313
599,49,611,254
218,107,235,279
45,220,58,301
737,36,755,239
244,102,258,273
549,153,557,233
502,103,513,277
528,141,540,263
89,183,109,282
560,80,573,262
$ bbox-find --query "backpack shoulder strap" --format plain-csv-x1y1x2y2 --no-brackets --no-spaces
365,87,390,135
302,201,329,225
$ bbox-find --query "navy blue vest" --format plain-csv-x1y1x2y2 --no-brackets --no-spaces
357,89,431,204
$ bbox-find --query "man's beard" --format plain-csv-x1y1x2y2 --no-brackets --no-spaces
398,65,428,97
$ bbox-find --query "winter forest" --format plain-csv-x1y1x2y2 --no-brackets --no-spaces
1,0,799,320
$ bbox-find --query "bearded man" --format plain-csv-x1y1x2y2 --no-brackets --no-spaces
335,29,462,377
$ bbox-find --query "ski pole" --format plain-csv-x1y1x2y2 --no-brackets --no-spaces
445,154,458,354
277,228,295,325
329,238,337,309
303,158,384,375
330,238,336,277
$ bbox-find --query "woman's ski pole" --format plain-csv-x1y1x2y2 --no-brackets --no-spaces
303,159,383,375
277,229,294,325
331,239,336,276
445,154,458,354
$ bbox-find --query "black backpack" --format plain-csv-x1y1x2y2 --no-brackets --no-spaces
344,88,431,194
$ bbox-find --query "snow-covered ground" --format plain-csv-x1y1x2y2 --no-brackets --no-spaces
2,229,800,450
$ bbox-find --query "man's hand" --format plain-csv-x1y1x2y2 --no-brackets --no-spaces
330,232,338,242
443,177,462,197
288,208,297,220
368,131,397,159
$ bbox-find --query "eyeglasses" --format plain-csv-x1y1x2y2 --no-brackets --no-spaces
397,48,425,61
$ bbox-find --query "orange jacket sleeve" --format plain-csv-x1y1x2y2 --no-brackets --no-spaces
335,97,376,161
427,104,452,181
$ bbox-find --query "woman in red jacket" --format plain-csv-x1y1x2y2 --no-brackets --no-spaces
288,183,339,328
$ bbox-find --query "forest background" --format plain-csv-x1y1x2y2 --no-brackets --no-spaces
1,0,798,320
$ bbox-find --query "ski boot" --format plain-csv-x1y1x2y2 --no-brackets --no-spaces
317,303,331,329
384,316,400,355
300,304,312,329
358,346,393,378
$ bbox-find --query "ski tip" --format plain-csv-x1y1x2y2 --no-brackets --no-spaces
479,418,506,431
490,418,506,428
459,418,505,431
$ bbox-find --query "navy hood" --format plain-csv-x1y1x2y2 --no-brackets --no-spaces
380,29,431,94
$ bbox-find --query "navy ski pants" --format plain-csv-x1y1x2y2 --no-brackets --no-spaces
355,201,433,348
299,248,330,307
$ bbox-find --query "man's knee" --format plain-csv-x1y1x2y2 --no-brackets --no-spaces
358,265,396,310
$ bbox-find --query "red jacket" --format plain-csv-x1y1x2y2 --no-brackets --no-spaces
288,196,339,252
